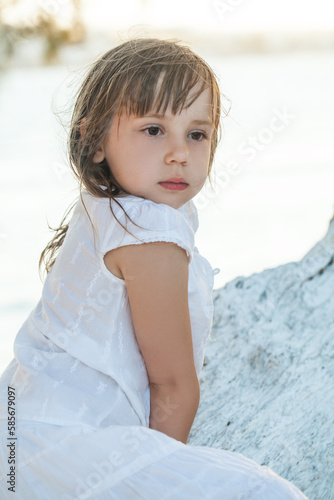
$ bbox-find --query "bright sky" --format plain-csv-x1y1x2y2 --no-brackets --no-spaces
83,0,334,32
3,0,334,32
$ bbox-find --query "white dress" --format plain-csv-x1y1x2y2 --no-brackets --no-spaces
0,191,308,499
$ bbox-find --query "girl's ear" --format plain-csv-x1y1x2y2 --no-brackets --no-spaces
80,117,105,163
92,146,105,164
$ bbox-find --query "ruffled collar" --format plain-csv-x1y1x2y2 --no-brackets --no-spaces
95,186,199,234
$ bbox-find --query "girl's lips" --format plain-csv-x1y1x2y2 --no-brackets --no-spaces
159,182,188,191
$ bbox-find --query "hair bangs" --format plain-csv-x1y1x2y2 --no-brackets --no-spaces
120,61,213,119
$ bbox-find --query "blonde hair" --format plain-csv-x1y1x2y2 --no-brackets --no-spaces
39,37,224,276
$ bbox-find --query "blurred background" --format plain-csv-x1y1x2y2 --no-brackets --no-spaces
0,0,334,371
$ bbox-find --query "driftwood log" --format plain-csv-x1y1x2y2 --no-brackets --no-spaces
189,215,334,500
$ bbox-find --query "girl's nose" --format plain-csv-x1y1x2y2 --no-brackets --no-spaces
164,137,189,166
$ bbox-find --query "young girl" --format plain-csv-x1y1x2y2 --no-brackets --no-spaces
0,37,307,499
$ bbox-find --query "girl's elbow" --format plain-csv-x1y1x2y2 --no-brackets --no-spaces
150,375,200,397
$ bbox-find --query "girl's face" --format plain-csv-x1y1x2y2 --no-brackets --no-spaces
93,86,213,209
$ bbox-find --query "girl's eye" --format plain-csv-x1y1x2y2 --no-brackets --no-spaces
142,127,208,140
190,131,207,141
144,126,162,136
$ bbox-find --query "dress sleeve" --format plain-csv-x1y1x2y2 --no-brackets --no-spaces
100,198,196,264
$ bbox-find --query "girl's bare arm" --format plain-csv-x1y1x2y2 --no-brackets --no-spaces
104,242,199,444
